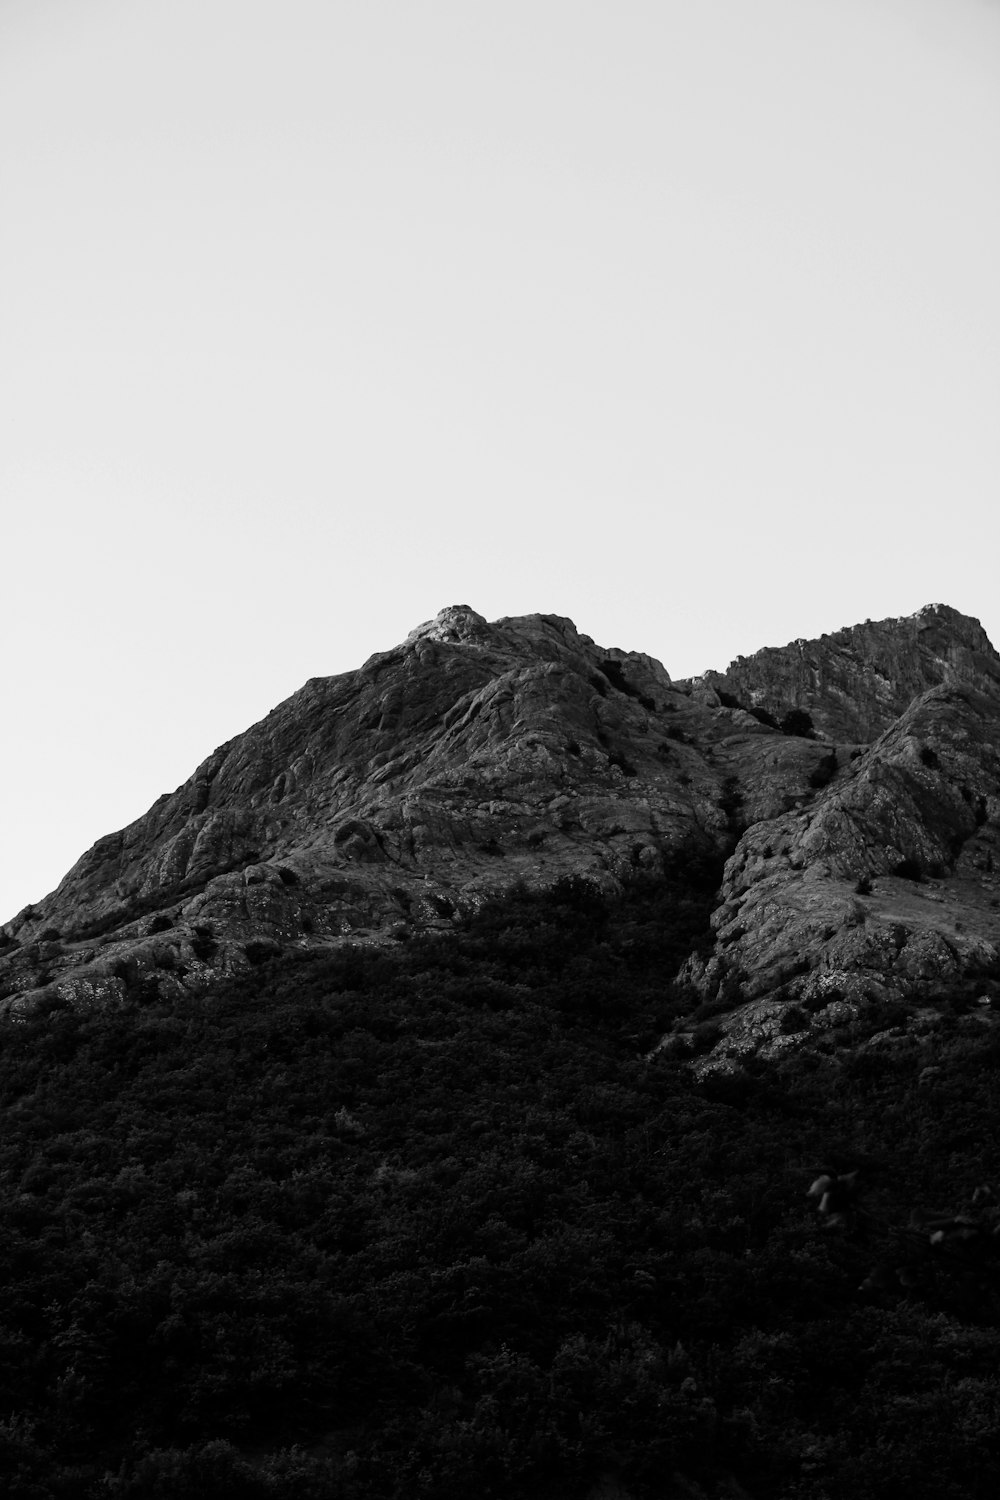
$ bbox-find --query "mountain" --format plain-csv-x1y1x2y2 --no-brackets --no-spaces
6,601,1000,1498
3,603,999,1064
699,602,998,742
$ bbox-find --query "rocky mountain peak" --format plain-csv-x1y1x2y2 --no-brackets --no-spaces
694,603,998,743
3,603,999,1059
404,603,493,646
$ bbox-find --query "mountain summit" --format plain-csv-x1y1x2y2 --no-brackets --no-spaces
3,604,999,1058
698,602,998,742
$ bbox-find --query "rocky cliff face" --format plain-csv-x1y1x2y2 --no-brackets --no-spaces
0,606,830,1016
695,603,1000,742
3,603,1000,1054
683,677,1000,1067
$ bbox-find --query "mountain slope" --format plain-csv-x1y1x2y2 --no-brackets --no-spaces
685,677,1000,1067
696,602,1000,742
3,602,999,1041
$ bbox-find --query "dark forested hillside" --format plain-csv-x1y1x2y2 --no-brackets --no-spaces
3,855,1000,1498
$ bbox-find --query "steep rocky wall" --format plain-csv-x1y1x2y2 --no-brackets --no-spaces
695,604,1000,743
684,679,1000,1068
5,600,1000,1030
1,605,835,1015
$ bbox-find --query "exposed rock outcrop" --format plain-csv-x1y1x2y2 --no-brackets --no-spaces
2,602,999,1045
0,606,834,1014
679,674,1000,1068
694,603,1000,742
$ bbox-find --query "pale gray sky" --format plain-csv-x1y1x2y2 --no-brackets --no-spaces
2,0,998,920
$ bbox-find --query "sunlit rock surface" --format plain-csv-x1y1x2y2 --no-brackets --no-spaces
3,603,999,1037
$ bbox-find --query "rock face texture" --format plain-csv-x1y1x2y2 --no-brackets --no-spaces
2,603,1000,1053
685,677,1000,1065
696,603,1000,743
0,606,829,1015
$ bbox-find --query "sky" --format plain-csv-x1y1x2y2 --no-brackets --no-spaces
1,0,998,920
